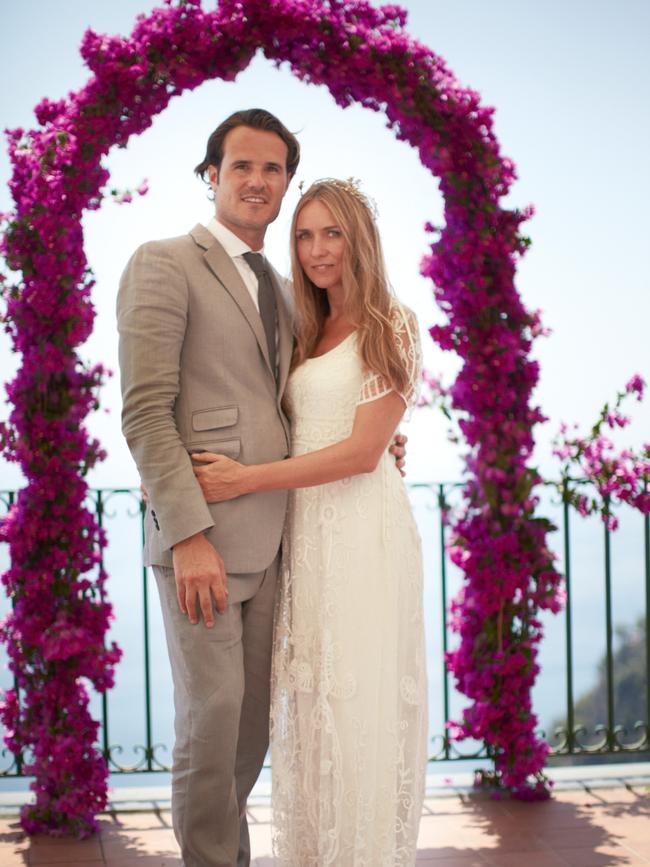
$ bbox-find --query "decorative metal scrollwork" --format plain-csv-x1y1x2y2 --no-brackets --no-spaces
104,742,170,773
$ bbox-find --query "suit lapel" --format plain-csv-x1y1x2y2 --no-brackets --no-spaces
190,225,274,377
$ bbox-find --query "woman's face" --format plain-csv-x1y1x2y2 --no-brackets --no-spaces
295,199,346,294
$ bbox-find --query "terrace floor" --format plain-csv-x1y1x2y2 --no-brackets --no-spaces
0,766,649,866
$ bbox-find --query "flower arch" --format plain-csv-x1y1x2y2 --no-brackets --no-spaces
0,0,563,836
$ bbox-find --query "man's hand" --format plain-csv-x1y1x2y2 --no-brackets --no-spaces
389,432,408,477
172,532,228,627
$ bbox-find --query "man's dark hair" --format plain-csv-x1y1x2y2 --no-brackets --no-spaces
194,108,300,182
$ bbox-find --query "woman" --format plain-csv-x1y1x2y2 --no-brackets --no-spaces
195,179,428,866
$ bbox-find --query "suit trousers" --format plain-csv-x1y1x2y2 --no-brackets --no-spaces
153,551,281,867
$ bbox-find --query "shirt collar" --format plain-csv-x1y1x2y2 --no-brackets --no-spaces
205,217,264,258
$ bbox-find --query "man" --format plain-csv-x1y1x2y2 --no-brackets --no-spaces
117,108,405,867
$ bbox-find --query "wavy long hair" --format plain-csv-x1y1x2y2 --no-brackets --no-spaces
290,180,409,396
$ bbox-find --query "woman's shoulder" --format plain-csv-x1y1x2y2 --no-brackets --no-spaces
388,300,419,335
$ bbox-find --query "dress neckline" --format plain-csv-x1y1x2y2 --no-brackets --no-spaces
306,330,357,361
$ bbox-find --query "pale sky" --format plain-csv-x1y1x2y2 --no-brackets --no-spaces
1,0,649,489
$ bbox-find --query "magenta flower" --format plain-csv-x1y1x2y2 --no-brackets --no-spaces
625,373,645,399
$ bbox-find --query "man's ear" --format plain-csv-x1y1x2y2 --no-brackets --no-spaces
207,164,219,194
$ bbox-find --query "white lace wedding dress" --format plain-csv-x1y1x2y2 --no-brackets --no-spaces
270,305,428,866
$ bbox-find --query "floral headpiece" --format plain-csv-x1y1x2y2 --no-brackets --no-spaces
298,176,379,219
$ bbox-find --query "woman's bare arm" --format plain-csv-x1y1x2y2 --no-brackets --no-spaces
193,390,406,502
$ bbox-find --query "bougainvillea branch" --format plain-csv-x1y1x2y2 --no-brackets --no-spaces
1,0,561,831
553,375,650,529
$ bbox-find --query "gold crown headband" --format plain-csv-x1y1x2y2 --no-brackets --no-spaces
298,176,378,219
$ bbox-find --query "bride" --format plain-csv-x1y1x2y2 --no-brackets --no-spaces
195,178,428,866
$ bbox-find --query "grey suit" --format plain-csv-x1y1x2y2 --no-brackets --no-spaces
117,224,294,866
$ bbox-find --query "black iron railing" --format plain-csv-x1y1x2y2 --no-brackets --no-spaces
0,482,648,775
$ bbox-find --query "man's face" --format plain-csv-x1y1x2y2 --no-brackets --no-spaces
208,126,290,246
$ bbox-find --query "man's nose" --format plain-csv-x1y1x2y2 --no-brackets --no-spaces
248,170,265,190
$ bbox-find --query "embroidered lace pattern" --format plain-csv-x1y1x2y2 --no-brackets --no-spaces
270,303,428,866
356,305,422,414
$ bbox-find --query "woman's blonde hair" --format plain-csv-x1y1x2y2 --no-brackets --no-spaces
290,179,409,396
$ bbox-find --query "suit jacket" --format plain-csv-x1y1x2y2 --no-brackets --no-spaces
117,223,293,574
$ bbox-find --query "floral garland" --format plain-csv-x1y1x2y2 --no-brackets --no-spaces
1,0,560,832
425,250,564,794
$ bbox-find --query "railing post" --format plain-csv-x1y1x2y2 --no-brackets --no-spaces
140,497,154,771
562,479,575,754
603,495,615,751
643,498,650,749
438,483,451,760
7,491,23,775
96,489,111,764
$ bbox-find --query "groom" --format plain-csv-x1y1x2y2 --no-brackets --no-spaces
117,108,405,867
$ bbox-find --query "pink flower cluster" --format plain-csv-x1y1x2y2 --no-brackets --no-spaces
553,375,650,530
110,178,149,205
0,0,560,827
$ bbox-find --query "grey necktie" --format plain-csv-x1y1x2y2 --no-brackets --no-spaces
243,251,277,380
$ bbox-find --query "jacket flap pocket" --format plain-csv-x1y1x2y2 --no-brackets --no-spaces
189,439,241,460
192,406,238,432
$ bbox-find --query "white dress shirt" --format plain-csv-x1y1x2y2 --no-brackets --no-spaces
205,217,279,374
205,217,263,312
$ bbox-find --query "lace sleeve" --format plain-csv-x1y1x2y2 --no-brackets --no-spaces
357,304,422,413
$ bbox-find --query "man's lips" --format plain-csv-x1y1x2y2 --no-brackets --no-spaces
241,195,266,204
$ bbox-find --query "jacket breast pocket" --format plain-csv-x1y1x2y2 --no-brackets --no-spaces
192,405,238,432
187,405,240,459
